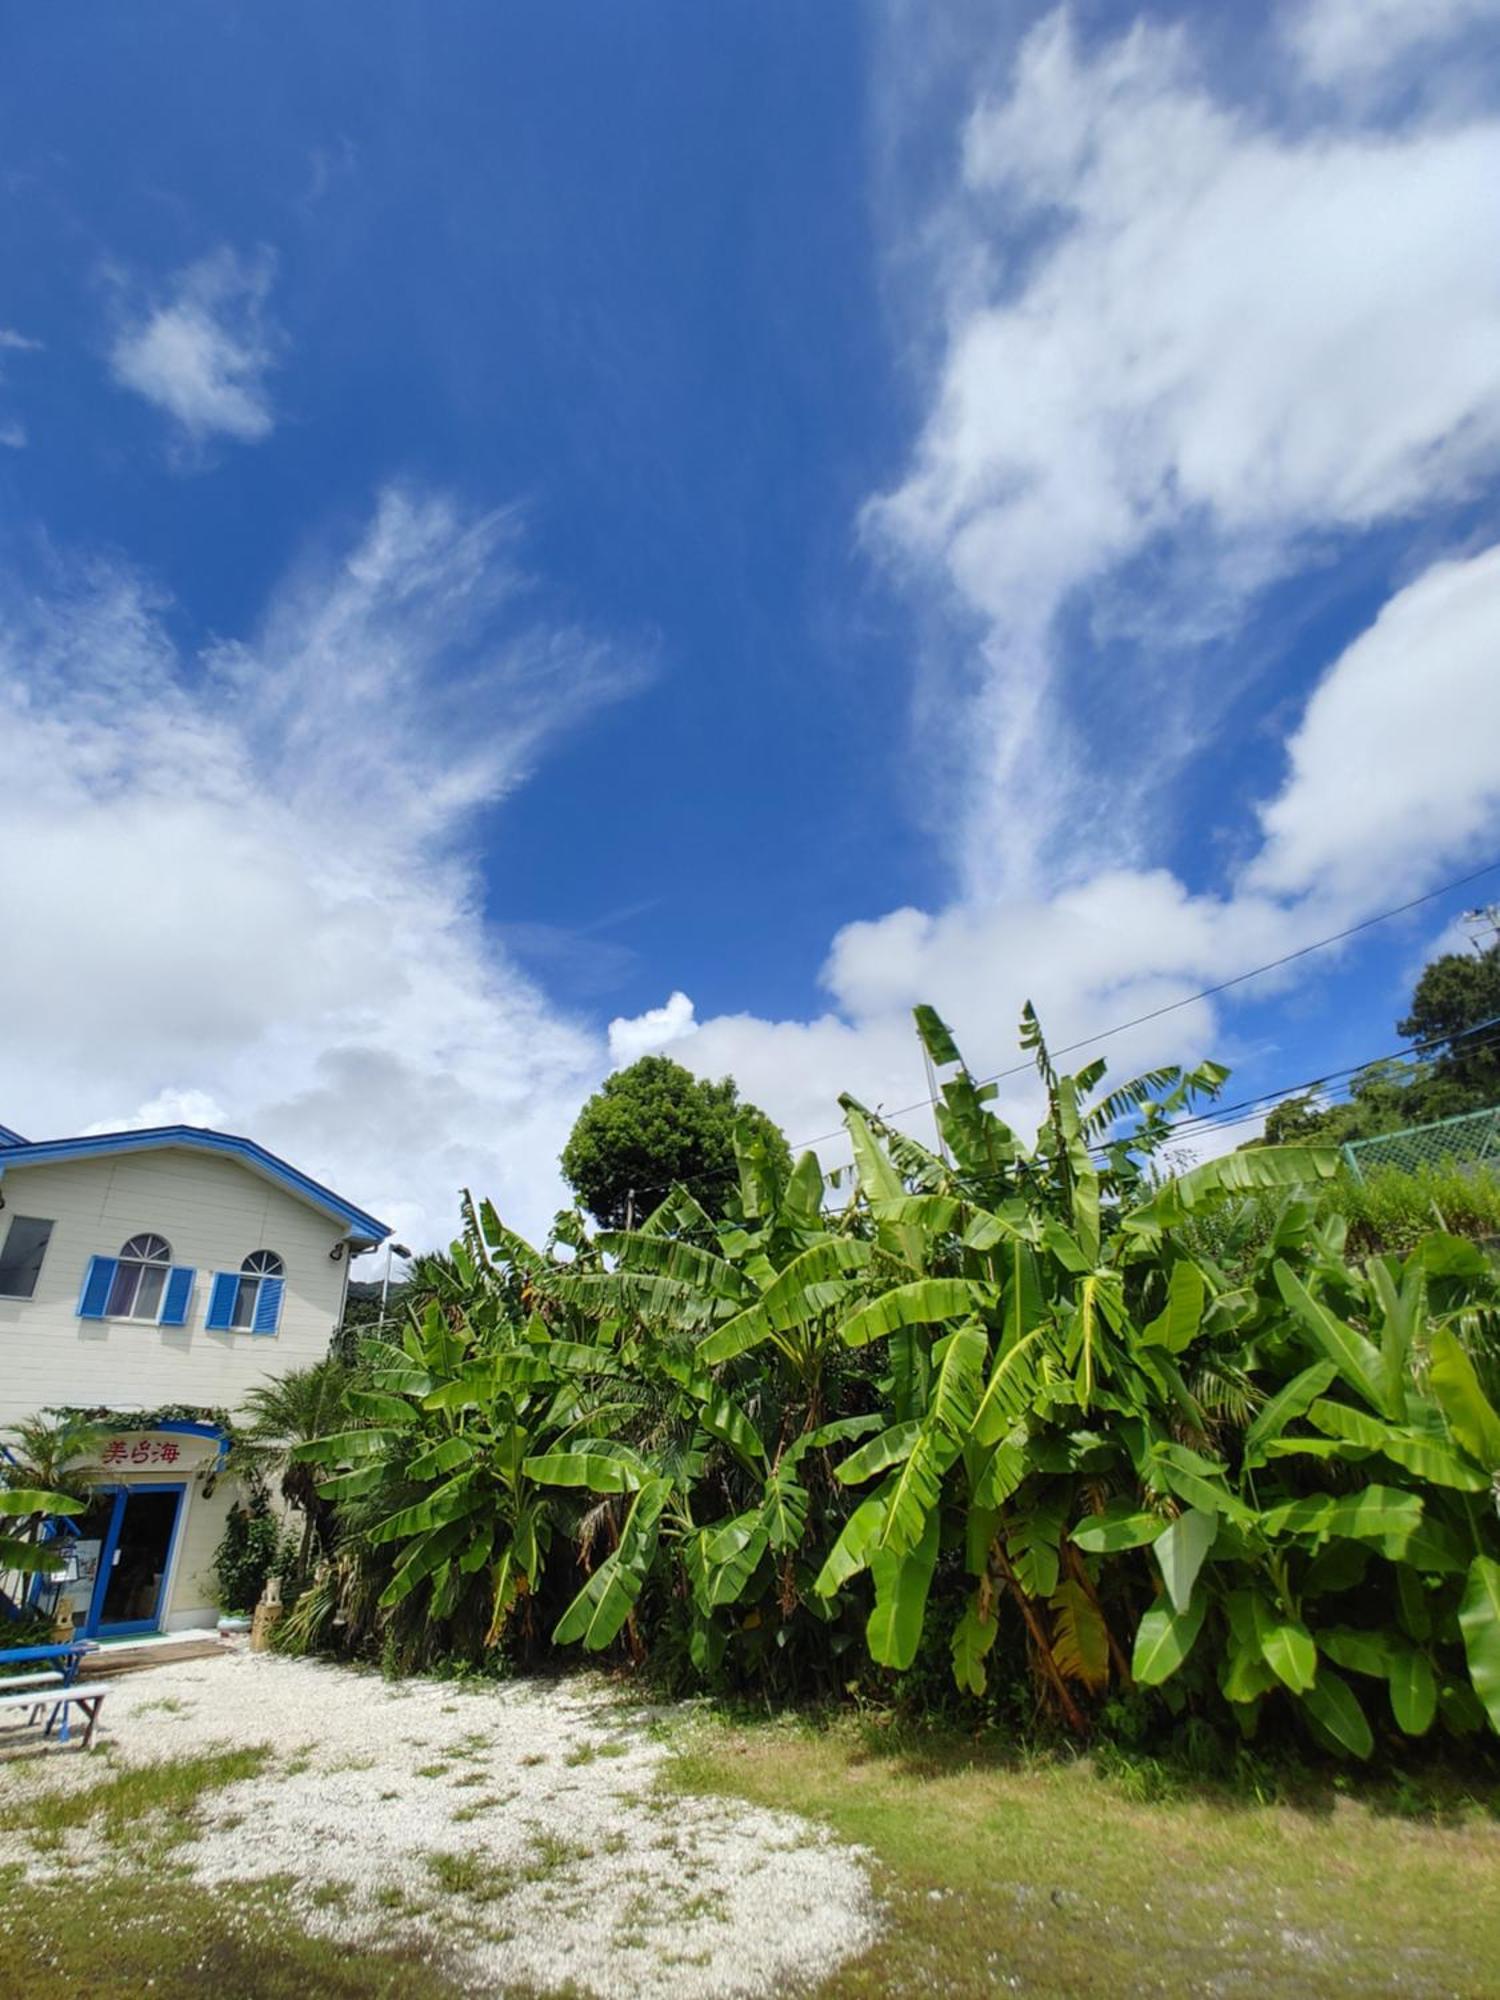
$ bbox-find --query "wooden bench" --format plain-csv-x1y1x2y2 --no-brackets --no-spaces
0,1682,110,1749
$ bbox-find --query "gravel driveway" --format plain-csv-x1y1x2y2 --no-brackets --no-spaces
0,1649,876,1997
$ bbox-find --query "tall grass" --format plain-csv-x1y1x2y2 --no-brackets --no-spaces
1179,1165,1500,1270
1337,1162,1500,1255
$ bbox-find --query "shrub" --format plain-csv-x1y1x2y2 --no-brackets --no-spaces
293,1006,1500,1766
212,1495,283,1613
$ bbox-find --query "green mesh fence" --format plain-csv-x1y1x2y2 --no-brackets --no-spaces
1343,1105,1500,1182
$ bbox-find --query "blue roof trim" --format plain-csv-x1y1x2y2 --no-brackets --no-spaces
0,1126,389,1248
0,1123,28,1149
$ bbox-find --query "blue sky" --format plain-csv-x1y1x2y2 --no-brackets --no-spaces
2,1,1500,1247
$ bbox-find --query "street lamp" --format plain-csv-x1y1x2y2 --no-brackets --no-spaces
378,1240,412,1333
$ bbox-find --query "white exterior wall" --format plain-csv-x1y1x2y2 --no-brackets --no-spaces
0,1147,361,1631
0,1148,352,1431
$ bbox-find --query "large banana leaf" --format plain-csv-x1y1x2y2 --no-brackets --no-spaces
1458,1555,1500,1732
697,1238,874,1362
866,1511,940,1670
1153,1508,1216,1614
971,1329,1044,1447
1300,1667,1373,1759
1140,1260,1205,1353
369,1472,486,1545
951,1586,999,1696
691,1385,767,1469
1125,1145,1337,1234
814,1482,892,1596
1274,1262,1392,1417
1241,1362,1338,1465
1428,1328,1500,1472
0,1488,83,1517
835,1422,921,1485
379,1517,476,1608
1132,1592,1208,1685
594,1229,752,1304
839,1278,979,1350
552,1479,668,1649
522,1444,650,1493
406,1436,481,1481
1252,1599,1317,1693
1305,1400,1489,1490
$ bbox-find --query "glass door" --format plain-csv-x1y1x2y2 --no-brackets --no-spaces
86,1484,186,1637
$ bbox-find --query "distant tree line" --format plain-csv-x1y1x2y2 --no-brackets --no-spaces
1259,939,1500,1149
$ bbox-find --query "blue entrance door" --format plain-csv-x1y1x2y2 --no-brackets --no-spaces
85,1484,186,1637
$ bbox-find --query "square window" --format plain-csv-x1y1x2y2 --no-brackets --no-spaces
0,1216,53,1299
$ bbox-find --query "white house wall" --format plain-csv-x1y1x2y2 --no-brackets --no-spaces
0,1147,352,1432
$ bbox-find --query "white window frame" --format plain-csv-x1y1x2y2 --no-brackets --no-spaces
105,1234,174,1322
229,1248,285,1330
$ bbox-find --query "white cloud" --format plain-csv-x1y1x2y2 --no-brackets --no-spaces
0,489,642,1249
82,1089,227,1136
1250,543,1500,905
607,990,698,1067
868,9,1500,893
1283,0,1500,91
624,0,1500,1177
0,327,41,446
110,248,281,444
648,522,1500,1177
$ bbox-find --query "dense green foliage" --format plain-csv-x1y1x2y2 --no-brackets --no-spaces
290,1008,1500,1763
211,1494,284,1613
237,1358,350,1581
0,1415,101,1612
1262,939,1500,1147
560,1054,792,1228
1177,1164,1500,1272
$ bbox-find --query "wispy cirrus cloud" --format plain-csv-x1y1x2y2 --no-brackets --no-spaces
1282,0,1500,93
866,8,1500,894
0,488,645,1247
0,325,42,446
612,5,1500,1169
109,246,282,446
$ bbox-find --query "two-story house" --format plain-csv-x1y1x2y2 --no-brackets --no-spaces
0,1119,387,1639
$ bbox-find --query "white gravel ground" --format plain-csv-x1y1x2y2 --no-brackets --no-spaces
0,1648,877,1997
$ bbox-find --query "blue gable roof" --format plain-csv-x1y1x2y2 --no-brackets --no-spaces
0,1125,389,1250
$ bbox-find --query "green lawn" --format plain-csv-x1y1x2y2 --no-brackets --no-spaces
666,1713,1500,2000
0,1748,471,2000
7,1713,1499,1997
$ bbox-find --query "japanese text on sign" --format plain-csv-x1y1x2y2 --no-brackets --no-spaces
100,1439,182,1466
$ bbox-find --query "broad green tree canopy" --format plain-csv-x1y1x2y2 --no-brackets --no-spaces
560,1055,792,1228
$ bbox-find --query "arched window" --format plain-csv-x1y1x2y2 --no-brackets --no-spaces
105,1234,173,1321
231,1249,285,1330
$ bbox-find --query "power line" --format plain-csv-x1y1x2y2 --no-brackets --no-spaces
616,854,1500,1207
796,853,1500,1153
1090,1015,1500,1160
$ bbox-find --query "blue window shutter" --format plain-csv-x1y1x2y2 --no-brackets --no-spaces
252,1276,285,1335
158,1266,195,1327
77,1256,118,1319
205,1272,238,1331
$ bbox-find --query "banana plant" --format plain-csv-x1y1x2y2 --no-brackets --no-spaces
295,1219,641,1660
817,1004,1340,1723
0,1487,86,1589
